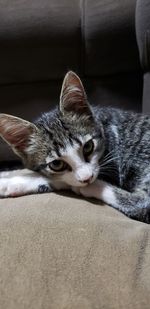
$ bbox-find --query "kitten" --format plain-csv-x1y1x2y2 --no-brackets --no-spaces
0,71,150,224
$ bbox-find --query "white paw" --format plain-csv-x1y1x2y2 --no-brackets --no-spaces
0,170,52,198
0,178,20,197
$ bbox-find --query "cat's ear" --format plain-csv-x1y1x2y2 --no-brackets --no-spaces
60,71,92,117
0,114,37,157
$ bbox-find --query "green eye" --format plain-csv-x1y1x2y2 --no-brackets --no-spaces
83,140,94,156
49,160,67,172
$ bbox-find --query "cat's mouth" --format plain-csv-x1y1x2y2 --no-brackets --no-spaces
76,176,96,187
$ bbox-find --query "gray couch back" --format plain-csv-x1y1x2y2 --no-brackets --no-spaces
0,0,144,161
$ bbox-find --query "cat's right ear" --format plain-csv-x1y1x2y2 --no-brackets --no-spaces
0,114,37,157
59,71,93,118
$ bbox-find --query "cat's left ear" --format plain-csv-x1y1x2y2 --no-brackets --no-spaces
60,71,93,118
0,114,38,158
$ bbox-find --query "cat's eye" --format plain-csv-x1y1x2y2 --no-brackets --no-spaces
83,139,94,157
49,160,68,172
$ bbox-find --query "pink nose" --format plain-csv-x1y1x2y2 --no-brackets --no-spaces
79,175,93,184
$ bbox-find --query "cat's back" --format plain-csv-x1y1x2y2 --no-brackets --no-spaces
94,106,150,165
93,106,150,139
93,106,149,127
93,106,150,188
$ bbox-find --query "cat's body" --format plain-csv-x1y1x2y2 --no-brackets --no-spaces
95,107,150,190
0,71,150,223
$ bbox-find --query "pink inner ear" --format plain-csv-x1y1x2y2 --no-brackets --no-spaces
60,71,92,115
5,126,31,150
0,116,34,151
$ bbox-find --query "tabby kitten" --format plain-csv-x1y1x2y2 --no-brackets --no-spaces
0,71,150,224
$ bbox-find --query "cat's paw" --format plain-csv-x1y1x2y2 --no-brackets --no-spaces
38,184,51,194
0,178,21,197
0,173,52,198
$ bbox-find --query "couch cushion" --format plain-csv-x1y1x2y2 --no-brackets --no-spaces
0,193,149,309
0,0,81,84
84,0,141,76
0,0,141,85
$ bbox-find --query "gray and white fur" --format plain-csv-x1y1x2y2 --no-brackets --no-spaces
0,71,150,224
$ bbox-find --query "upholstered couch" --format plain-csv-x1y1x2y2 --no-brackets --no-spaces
0,1,150,308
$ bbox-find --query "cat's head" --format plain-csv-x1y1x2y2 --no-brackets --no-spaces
0,71,105,188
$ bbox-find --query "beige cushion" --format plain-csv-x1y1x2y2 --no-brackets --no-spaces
0,193,150,308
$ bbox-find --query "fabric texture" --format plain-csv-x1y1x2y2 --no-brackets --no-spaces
0,0,81,84
0,193,150,309
84,0,140,76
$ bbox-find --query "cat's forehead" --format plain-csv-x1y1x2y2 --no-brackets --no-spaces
37,109,95,137
46,133,92,161
36,109,97,160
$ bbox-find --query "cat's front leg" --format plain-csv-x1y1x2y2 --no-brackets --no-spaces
79,179,116,203
80,179,150,223
0,169,52,198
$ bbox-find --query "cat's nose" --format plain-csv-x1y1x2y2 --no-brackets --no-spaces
79,175,93,184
